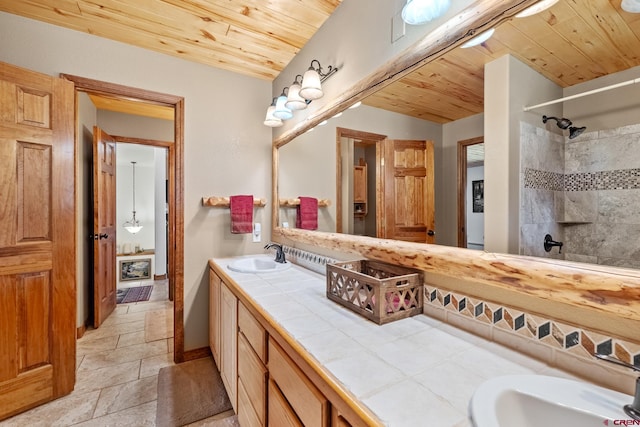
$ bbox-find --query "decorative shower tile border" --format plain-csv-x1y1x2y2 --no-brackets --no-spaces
282,245,338,275
423,285,640,367
524,167,640,191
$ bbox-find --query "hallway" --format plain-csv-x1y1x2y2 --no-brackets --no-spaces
1,281,234,426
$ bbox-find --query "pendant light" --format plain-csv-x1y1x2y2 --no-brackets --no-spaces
123,161,143,234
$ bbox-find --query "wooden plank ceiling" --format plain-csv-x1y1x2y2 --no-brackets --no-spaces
0,0,342,81
364,0,640,123
2,1,640,122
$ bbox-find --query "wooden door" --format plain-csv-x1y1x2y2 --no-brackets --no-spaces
93,127,117,327
0,62,75,419
382,139,435,243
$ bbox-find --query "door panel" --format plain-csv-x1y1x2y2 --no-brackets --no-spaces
383,139,435,243
0,61,75,420
93,127,117,327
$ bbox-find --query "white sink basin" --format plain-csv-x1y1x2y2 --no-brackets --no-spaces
470,375,632,427
228,255,291,273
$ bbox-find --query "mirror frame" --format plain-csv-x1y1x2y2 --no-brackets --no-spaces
271,0,640,344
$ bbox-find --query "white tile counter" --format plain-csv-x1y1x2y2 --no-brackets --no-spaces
211,256,575,427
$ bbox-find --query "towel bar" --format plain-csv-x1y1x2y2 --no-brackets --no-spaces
202,197,267,207
279,198,331,207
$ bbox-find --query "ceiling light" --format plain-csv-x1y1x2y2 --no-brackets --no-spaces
401,0,451,25
263,98,283,127
622,0,640,13
123,161,143,234
461,28,495,48
515,0,559,18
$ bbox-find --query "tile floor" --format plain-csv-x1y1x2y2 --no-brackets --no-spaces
1,280,235,427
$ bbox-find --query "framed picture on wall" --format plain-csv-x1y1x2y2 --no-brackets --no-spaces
120,258,152,281
472,180,484,213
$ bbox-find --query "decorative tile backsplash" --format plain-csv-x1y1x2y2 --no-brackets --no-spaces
424,285,640,368
525,167,640,191
282,245,338,275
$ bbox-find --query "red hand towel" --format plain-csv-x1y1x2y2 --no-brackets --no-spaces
230,195,253,234
296,196,318,230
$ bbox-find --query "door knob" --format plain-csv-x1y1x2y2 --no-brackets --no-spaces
427,230,435,236
99,233,109,239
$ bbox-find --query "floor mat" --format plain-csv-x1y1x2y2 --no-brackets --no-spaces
156,357,232,427
117,285,153,304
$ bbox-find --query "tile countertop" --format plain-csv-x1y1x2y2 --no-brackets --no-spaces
211,256,580,427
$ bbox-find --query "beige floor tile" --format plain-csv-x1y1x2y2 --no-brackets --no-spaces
128,300,172,313
145,308,174,342
117,330,146,348
79,340,168,371
1,390,100,427
184,412,238,427
93,376,158,417
101,310,148,326
140,353,175,378
77,334,119,356
80,320,146,342
72,401,157,427
75,360,141,394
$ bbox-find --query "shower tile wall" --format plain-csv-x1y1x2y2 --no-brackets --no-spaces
520,122,640,269
520,122,565,259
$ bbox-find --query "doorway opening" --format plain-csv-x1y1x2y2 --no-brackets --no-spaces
63,74,186,363
457,137,484,249
336,127,387,236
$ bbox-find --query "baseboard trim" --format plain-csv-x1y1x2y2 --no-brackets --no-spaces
76,320,89,339
182,346,212,362
154,274,167,280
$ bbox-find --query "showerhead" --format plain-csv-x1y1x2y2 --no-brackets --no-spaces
542,115,572,129
569,126,586,139
542,115,587,139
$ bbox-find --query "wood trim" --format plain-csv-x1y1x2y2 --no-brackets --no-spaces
153,274,167,281
334,128,387,234
183,346,212,362
61,74,185,364
76,323,87,339
457,136,483,248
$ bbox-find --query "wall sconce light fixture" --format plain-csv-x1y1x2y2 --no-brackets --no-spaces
123,161,143,234
264,59,339,127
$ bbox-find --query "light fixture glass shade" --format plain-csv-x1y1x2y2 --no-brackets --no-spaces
622,0,640,13
285,83,307,110
263,105,283,127
124,224,143,234
299,68,323,100
515,0,559,18
461,28,495,48
273,95,293,120
401,0,451,25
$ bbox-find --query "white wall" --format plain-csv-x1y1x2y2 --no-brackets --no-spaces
0,11,272,350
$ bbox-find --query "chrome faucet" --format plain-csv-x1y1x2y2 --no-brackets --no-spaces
264,243,286,264
595,353,640,420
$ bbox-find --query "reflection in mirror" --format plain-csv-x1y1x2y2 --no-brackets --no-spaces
457,139,485,250
277,0,640,270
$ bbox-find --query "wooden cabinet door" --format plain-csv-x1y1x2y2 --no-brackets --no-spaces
238,333,267,425
220,282,238,411
0,61,75,419
209,269,221,367
353,165,367,203
268,379,303,427
382,139,435,243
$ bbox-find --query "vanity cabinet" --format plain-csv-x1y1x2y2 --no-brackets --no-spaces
269,338,329,427
209,271,238,412
353,164,367,217
237,302,267,427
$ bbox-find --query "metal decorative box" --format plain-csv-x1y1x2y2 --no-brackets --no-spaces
326,260,423,325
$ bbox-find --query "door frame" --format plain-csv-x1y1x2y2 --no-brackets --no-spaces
457,136,484,248
62,74,186,363
335,127,386,234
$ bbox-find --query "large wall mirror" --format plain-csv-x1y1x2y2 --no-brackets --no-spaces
277,0,640,271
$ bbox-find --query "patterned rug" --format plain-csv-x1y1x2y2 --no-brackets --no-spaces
116,285,153,304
